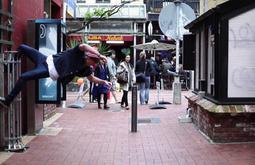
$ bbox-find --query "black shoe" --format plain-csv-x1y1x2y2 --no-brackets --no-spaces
145,101,148,104
0,97,9,109
104,105,110,109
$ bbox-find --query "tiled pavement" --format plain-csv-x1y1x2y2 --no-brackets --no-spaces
1,90,255,165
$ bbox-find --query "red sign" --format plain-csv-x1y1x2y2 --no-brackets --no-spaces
88,35,133,41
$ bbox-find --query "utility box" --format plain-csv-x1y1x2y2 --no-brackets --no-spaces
25,19,66,134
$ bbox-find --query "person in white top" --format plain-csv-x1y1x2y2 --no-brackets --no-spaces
107,50,118,103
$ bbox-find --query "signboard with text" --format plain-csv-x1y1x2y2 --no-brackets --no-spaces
87,35,133,41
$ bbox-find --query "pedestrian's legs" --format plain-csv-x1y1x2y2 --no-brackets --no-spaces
145,76,151,104
5,64,49,105
139,82,145,104
111,90,118,103
121,90,128,106
97,93,102,109
110,78,118,103
17,44,47,65
124,90,128,107
121,90,125,106
103,93,109,109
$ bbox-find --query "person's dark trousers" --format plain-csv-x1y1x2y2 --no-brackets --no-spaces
121,90,128,107
89,82,93,102
4,44,49,105
97,93,107,108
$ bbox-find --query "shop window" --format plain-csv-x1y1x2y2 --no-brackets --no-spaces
207,27,215,96
96,0,110,3
90,21,132,33
195,33,199,90
77,0,86,3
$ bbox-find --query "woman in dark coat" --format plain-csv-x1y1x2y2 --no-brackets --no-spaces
94,59,110,109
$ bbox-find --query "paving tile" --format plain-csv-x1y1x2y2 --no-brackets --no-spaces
2,90,255,165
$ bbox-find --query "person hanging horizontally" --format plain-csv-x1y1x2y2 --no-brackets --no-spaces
0,43,111,109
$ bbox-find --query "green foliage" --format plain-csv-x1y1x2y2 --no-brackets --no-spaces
84,8,108,21
121,48,131,56
97,43,110,56
67,36,88,49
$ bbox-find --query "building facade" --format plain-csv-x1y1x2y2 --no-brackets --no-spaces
199,0,228,14
67,0,146,62
0,0,64,150
185,0,255,142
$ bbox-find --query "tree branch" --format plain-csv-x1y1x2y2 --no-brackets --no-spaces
66,1,135,35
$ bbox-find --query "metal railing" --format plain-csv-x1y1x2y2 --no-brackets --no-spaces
0,51,26,152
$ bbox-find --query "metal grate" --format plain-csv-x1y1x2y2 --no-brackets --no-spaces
137,117,160,124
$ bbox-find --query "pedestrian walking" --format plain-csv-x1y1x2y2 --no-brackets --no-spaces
117,54,135,110
135,52,154,105
107,50,118,103
94,58,110,109
0,44,111,109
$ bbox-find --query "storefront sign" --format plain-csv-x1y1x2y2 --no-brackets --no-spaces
88,35,133,41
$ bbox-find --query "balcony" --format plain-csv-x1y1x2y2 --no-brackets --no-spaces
146,0,199,15
76,3,147,20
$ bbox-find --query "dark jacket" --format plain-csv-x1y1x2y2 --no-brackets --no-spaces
53,44,92,85
135,59,154,77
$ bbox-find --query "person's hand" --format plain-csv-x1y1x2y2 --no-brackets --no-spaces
103,80,112,88
99,55,108,63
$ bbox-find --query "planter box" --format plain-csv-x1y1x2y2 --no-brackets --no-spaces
186,94,255,143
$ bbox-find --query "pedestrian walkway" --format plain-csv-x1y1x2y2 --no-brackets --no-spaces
1,90,255,165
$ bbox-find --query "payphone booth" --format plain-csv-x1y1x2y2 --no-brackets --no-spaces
26,19,66,134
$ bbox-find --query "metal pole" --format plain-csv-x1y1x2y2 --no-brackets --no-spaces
131,84,137,132
173,1,182,104
156,81,160,105
133,22,137,70
7,55,11,150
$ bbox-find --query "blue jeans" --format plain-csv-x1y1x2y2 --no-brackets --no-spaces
139,76,150,104
5,44,49,104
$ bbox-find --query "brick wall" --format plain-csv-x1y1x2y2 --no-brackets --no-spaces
187,96,255,143
43,104,57,121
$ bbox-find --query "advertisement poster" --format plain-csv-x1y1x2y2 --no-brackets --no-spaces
38,23,58,102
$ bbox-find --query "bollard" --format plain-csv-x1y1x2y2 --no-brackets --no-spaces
131,84,138,132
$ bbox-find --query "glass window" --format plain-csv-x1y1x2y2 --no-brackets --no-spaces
77,0,86,3
195,33,199,90
96,0,110,3
90,21,132,34
207,27,215,95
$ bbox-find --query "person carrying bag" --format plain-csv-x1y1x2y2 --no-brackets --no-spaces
135,52,153,105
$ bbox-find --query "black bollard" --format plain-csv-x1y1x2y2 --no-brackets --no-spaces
131,84,138,132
